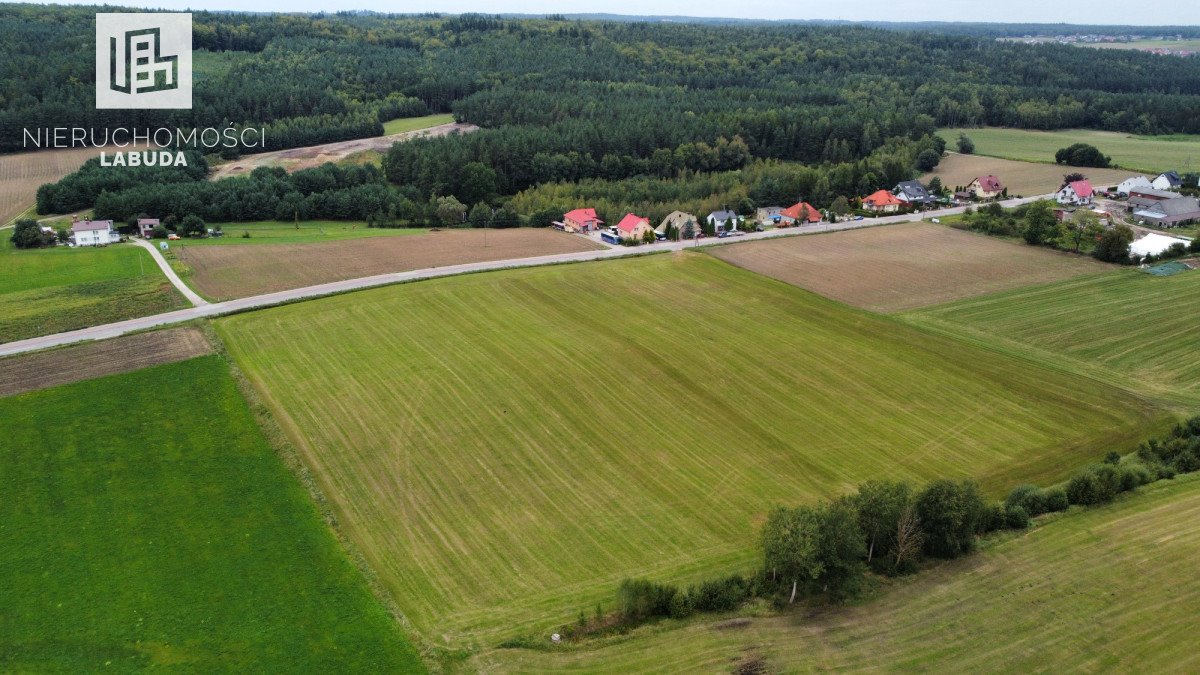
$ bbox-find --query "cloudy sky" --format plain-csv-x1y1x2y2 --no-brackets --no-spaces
18,0,1200,24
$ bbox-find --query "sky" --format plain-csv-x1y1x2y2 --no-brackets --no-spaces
15,0,1200,25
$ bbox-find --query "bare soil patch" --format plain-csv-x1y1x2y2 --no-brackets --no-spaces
0,146,103,225
0,326,212,397
922,153,1132,197
709,223,1110,312
180,228,603,300
209,123,479,179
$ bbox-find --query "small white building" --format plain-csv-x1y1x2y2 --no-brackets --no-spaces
1116,176,1153,196
1152,171,1183,191
1130,232,1190,258
71,220,119,247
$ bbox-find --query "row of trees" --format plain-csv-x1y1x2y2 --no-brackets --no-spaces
564,417,1200,640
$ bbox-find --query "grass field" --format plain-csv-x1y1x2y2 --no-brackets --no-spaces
382,113,456,135
904,267,1200,407
0,355,423,671
1087,39,1200,52
0,146,101,225
218,253,1167,649
707,223,1110,312
175,220,426,246
938,127,1200,175
477,474,1200,672
921,152,1132,197
0,237,186,343
178,227,601,300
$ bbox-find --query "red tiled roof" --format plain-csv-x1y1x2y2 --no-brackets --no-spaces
862,190,902,207
781,201,821,222
616,213,649,233
1068,180,1093,198
564,208,602,224
974,175,1003,192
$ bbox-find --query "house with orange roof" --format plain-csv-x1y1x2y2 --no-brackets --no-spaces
615,213,653,241
779,201,822,225
862,190,903,214
559,207,604,233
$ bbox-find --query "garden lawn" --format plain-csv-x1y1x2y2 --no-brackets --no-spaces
0,355,423,672
217,252,1167,649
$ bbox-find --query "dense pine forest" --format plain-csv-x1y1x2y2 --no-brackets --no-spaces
9,4,1200,220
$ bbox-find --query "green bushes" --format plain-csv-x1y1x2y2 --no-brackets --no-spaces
915,480,986,558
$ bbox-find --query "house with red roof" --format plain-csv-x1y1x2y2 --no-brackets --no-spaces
778,201,822,225
967,175,1004,200
1056,179,1094,206
559,207,603,233
861,190,903,214
615,213,653,241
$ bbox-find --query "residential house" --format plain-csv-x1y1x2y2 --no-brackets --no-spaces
1128,187,1182,210
967,175,1004,200
615,213,653,241
755,206,784,226
657,210,697,238
1116,175,1153,196
559,207,603,233
71,220,119,247
706,210,742,232
1056,179,1094,206
1132,196,1200,228
862,190,903,214
894,180,935,207
1152,171,1183,191
778,201,821,225
137,218,160,237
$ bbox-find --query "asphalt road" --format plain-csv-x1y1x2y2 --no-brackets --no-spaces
0,195,1050,358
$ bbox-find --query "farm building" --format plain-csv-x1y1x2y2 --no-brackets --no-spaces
1128,187,1183,210
657,211,697,238
1116,176,1153,196
558,208,603,233
1132,197,1200,228
894,180,935,207
967,175,1004,200
615,213,653,241
1152,171,1182,191
862,190,903,213
706,210,742,232
1056,179,1094,206
137,218,160,237
755,206,784,226
1130,232,1192,258
71,220,119,247
779,201,821,225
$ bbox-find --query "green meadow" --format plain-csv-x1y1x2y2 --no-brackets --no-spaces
938,127,1200,175
174,220,426,246
0,237,185,343
0,355,423,672
382,113,456,135
218,253,1166,649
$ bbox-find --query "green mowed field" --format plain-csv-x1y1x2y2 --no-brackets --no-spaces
382,113,455,135
937,127,1200,175
175,220,425,246
904,268,1200,406
478,474,1200,672
0,237,186,343
218,253,1166,647
0,355,423,672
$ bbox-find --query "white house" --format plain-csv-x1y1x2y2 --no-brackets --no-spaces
1152,171,1183,191
1130,232,1190,258
71,220,119,247
706,210,742,232
1056,179,1094,206
1116,176,1153,196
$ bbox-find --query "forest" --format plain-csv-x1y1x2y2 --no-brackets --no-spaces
12,6,1200,218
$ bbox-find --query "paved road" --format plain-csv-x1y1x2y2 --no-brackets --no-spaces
131,238,209,306
0,195,1050,358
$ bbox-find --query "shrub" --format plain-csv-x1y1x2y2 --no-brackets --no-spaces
1005,484,1046,517
916,479,985,558
1041,488,1070,513
979,501,1006,533
1004,505,1030,529
689,574,750,613
616,579,678,624
1066,470,1101,505
1119,463,1154,491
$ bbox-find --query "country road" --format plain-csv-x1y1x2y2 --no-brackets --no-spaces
0,195,1050,358
131,238,209,306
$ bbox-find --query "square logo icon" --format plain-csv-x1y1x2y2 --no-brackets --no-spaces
96,13,192,109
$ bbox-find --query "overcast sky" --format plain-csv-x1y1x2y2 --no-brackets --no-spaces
18,0,1200,25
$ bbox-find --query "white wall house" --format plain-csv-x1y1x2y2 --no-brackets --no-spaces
71,220,120,247
1056,180,1094,206
1152,171,1182,191
1116,176,1153,196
